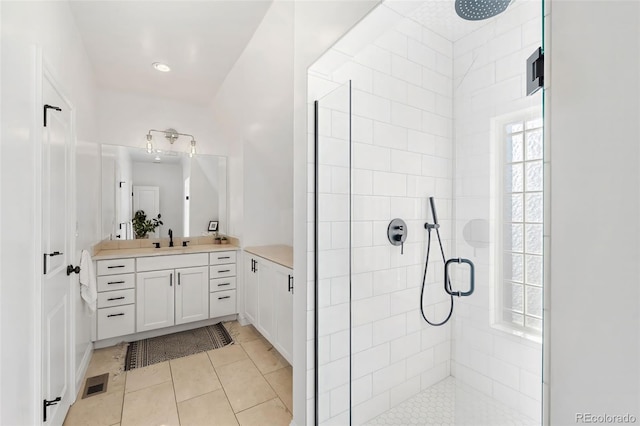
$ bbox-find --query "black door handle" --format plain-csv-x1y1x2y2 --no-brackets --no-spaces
67,265,80,276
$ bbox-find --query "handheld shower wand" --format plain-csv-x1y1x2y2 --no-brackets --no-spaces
425,197,440,230
420,197,453,326
429,197,439,226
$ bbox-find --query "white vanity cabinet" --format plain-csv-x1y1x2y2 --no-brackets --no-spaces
209,251,237,318
176,266,209,325
136,270,174,332
136,254,209,332
244,253,293,363
95,258,136,340
93,248,239,344
244,256,258,324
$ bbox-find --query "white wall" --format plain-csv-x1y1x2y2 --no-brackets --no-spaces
0,1,97,423
132,161,183,237
548,1,640,423
209,1,295,248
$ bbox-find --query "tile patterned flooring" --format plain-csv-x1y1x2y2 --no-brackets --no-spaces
366,377,538,426
64,321,292,426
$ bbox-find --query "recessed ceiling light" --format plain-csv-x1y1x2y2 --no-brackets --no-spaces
152,62,171,72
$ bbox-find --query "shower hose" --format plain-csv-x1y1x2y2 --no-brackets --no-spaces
420,225,454,326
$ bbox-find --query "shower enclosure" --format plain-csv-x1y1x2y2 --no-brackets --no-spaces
310,0,545,424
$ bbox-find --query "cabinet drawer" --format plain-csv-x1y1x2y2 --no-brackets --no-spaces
136,253,208,272
209,290,236,318
97,258,135,276
97,273,135,292
210,251,237,265
97,289,135,309
97,304,135,340
210,277,237,292
209,264,236,278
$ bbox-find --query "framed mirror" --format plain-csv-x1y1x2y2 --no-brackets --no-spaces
101,144,227,240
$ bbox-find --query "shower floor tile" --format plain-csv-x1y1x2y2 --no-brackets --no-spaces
366,377,538,426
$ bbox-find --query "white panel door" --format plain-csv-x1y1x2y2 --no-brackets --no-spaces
244,256,258,324
175,266,209,325
41,74,73,425
137,270,174,332
257,259,276,341
133,185,160,238
275,266,293,364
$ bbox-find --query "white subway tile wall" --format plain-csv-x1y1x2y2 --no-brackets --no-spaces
307,0,543,424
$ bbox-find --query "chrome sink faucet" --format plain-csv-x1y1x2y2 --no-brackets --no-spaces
168,229,174,247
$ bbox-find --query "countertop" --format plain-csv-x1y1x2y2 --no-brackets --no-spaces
244,245,293,269
93,244,240,260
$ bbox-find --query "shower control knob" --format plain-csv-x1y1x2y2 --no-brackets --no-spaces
388,218,408,255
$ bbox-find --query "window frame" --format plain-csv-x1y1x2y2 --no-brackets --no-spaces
490,108,544,343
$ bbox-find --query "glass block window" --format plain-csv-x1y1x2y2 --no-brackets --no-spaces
500,117,543,335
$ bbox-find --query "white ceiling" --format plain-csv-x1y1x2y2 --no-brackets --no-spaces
69,1,273,105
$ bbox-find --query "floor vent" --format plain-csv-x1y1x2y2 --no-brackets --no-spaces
81,373,109,399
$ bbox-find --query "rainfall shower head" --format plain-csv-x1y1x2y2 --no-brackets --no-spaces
455,0,512,21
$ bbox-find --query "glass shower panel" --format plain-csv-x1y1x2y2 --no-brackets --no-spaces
346,0,544,425
312,0,544,424
314,81,352,425
452,0,544,422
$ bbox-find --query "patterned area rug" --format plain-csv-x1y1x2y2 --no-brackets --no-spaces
125,323,233,370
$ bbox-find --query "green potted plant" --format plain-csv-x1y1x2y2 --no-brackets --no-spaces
132,210,163,239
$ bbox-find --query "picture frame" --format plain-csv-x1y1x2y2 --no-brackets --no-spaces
208,221,219,232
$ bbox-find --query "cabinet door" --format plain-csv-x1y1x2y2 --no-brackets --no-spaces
137,270,175,332
175,266,209,325
257,259,276,341
244,256,259,324
275,267,293,364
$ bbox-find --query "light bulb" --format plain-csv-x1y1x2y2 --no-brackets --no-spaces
190,140,197,157
152,62,171,72
146,134,153,153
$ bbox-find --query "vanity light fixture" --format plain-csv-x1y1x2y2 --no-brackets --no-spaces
152,62,171,72
145,128,197,157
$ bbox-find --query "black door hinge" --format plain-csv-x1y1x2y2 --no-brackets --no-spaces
43,104,62,127
526,47,544,96
43,397,61,422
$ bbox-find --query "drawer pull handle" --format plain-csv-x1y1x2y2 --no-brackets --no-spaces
218,283,231,286
107,313,125,317
107,296,125,301
108,281,125,285
218,256,231,259
218,296,231,300
107,265,125,269
218,269,231,273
